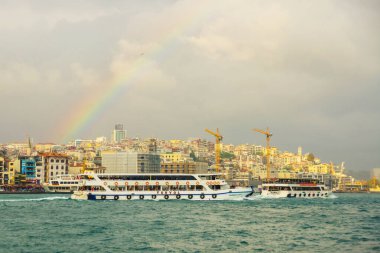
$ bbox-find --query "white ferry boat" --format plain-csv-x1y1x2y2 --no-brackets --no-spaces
71,173,253,200
259,178,332,198
43,174,80,193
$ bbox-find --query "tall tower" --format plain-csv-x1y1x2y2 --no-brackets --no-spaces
298,146,302,157
112,124,126,143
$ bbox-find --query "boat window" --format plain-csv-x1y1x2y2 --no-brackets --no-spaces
269,186,280,191
169,186,178,191
211,185,221,190
151,175,196,181
196,185,204,191
292,187,321,191
148,186,157,191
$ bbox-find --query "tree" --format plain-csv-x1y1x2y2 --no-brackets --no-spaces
306,153,315,162
190,150,197,161
220,151,235,160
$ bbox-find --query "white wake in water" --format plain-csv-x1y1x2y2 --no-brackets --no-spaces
242,194,338,200
0,196,69,202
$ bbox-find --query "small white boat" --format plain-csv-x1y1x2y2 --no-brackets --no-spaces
259,178,332,198
71,173,253,201
43,174,80,193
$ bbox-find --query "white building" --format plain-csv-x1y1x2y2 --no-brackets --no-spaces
41,154,69,183
101,151,160,173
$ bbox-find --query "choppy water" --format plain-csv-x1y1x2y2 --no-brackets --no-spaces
0,193,379,252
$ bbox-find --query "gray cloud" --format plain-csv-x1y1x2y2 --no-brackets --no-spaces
0,0,379,175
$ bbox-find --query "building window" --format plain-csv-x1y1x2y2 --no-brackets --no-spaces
61,160,64,163
51,165,53,170
56,166,59,170
51,159,54,162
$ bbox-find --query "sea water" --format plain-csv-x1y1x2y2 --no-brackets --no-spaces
0,193,379,252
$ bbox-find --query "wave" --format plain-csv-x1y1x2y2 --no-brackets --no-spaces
0,196,69,202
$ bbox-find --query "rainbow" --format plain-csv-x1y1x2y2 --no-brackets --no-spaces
56,2,212,143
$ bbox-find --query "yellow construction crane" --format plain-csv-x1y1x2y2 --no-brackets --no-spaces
253,128,272,179
205,128,223,173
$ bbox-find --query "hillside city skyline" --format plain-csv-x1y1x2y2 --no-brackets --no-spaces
0,123,374,180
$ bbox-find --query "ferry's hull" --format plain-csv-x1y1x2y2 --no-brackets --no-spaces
71,188,252,201
260,190,331,198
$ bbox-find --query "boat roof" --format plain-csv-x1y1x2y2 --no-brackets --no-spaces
262,178,322,184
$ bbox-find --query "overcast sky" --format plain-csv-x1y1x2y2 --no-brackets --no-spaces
0,0,379,176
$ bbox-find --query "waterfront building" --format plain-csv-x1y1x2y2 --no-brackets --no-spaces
41,153,69,183
35,156,44,182
16,156,45,184
101,151,160,173
6,160,18,185
0,157,4,185
20,157,37,181
112,124,126,144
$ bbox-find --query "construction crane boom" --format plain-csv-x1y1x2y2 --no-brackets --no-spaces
205,128,223,173
253,127,272,179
